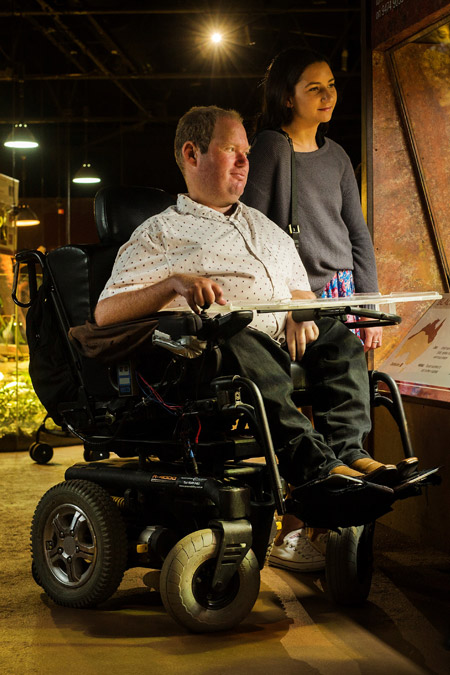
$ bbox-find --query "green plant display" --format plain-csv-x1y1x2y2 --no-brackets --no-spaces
0,369,47,437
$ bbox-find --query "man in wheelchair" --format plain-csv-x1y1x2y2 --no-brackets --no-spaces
96,105,416,498
25,105,439,633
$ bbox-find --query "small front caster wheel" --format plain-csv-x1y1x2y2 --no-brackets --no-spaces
160,528,260,632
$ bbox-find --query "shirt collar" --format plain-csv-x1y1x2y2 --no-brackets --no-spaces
177,194,243,221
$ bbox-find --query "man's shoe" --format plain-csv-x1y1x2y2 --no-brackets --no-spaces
350,458,399,486
268,528,326,572
362,464,399,486
396,457,419,481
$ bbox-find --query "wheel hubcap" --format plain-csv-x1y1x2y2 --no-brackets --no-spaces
192,560,240,610
43,503,97,587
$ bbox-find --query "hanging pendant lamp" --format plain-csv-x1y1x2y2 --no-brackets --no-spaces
72,162,101,184
4,123,39,149
15,203,40,226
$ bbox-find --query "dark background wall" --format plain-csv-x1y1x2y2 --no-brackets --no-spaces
0,1,364,247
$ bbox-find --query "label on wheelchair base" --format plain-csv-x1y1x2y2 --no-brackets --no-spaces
177,476,205,489
151,474,177,483
117,363,135,396
150,474,205,489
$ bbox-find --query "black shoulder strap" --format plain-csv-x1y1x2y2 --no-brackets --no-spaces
277,130,300,246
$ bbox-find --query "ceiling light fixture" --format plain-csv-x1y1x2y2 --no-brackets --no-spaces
14,203,40,226
4,123,39,149
72,162,101,184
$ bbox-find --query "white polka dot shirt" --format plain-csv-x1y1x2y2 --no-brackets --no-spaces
99,194,310,340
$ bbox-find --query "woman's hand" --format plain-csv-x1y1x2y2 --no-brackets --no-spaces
360,324,383,352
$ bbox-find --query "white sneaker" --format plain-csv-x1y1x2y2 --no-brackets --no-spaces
268,528,326,572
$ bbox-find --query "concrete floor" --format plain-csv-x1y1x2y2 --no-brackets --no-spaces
1,445,449,675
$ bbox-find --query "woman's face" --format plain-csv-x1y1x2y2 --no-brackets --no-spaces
286,61,337,126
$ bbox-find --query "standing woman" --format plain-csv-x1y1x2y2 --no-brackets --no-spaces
242,47,383,572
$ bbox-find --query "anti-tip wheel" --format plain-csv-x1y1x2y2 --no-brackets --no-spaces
29,442,53,464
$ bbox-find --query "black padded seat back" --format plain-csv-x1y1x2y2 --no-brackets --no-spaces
39,187,176,402
45,244,122,399
95,186,175,245
46,244,120,327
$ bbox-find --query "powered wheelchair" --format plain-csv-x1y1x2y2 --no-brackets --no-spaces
12,186,440,632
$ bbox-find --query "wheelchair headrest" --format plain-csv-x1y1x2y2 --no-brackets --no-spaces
94,186,176,245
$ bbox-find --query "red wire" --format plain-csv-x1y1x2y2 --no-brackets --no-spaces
194,416,202,444
137,373,182,411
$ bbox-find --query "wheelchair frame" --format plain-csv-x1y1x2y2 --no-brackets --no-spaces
11,186,439,632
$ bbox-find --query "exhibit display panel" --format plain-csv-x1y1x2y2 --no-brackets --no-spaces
372,3,450,401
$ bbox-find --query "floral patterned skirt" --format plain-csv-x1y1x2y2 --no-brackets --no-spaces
321,270,361,339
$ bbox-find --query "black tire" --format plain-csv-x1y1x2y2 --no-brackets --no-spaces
160,528,260,632
31,560,42,587
30,479,127,608
325,523,374,606
29,442,53,464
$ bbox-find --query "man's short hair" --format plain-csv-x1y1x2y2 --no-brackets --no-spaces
174,105,243,172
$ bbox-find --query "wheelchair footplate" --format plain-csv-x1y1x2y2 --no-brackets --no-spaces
393,466,441,499
288,466,441,530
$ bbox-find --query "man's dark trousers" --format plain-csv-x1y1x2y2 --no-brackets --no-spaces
220,317,372,486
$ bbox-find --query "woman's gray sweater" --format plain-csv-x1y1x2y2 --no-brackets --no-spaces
241,130,379,295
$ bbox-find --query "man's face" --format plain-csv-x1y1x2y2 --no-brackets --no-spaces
188,116,250,213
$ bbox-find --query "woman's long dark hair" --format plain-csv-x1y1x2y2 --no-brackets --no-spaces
257,47,332,133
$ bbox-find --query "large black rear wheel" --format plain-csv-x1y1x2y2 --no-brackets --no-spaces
31,479,127,608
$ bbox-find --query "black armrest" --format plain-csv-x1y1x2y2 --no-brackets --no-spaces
156,310,253,341
343,307,401,328
198,310,254,341
292,306,401,328
157,312,203,338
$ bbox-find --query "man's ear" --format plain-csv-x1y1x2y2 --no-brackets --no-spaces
182,141,198,166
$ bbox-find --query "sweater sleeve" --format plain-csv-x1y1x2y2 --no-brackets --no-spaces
340,158,379,293
241,131,292,232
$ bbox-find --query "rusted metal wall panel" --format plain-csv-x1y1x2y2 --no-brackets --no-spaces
372,51,444,367
392,42,450,273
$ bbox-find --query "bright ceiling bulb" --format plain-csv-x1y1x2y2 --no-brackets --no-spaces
211,32,222,44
